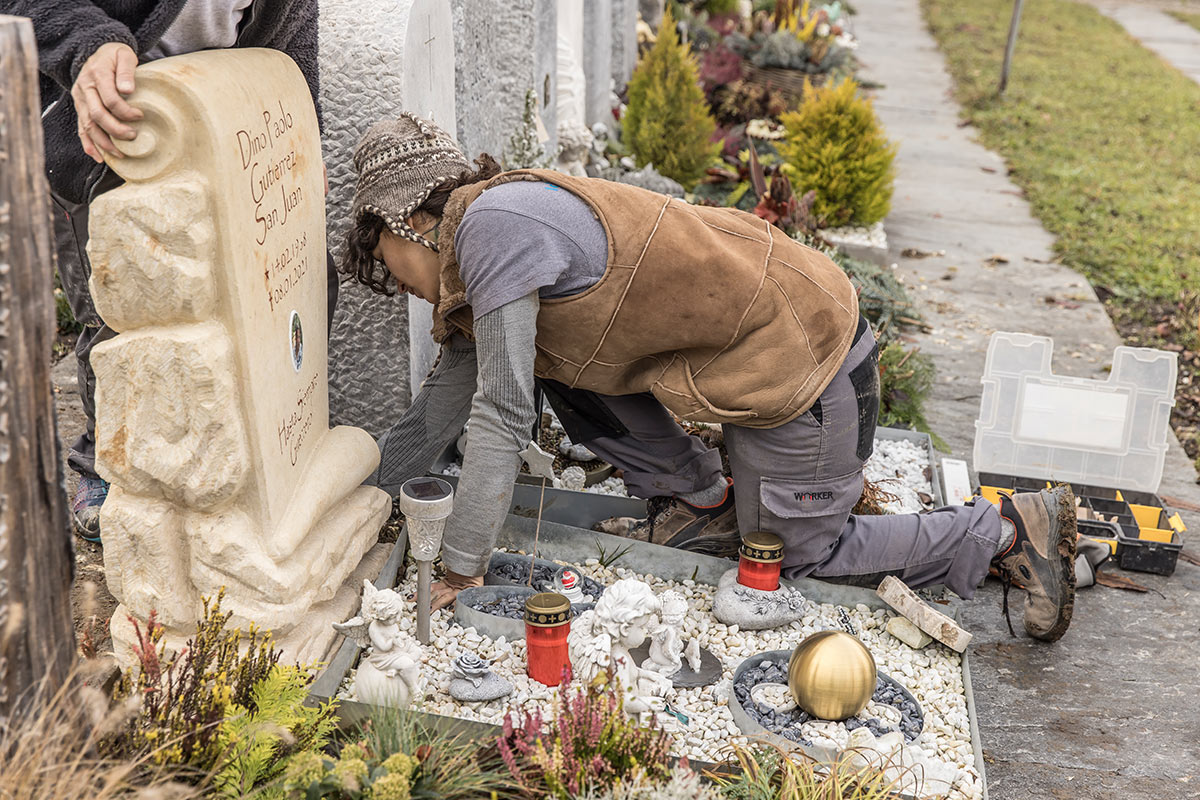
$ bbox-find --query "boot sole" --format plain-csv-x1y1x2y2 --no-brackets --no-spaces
72,513,102,544
1032,485,1077,641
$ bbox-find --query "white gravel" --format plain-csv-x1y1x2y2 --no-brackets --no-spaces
820,221,888,251
444,434,935,505
863,437,934,513
340,553,982,800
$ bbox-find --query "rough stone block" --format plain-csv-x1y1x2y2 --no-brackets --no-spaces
100,488,199,628
91,323,249,509
87,178,216,332
886,615,934,649
876,576,972,652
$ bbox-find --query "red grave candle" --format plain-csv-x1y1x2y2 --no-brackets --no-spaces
524,592,572,686
737,531,784,591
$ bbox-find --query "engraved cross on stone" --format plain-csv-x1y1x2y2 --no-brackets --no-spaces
421,11,436,100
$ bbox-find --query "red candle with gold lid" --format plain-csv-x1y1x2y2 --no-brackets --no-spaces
524,592,572,686
738,531,784,591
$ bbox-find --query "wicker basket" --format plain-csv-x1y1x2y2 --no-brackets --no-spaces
744,65,827,103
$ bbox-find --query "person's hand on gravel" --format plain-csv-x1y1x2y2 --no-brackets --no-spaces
430,570,484,611
72,42,143,162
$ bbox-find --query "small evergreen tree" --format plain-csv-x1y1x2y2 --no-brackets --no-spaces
778,79,897,227
623,7,719,190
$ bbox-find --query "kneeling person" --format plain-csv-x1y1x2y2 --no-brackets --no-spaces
345,114,1077,643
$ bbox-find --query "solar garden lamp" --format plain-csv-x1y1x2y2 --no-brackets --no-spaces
398,477,454,645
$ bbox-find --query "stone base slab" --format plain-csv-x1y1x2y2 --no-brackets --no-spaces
110,541,393,669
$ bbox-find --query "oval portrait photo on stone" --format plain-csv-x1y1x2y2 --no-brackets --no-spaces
289,310,303,372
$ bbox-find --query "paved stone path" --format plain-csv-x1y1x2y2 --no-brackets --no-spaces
851,1,1200,796
1093,2,1200,83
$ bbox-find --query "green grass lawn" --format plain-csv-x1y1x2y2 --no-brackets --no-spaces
919,0,1200,305
1168,9,1200,32
921,0,1200,471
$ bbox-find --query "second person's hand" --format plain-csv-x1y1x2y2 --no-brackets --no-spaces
430,570,485,611
72,42,144,163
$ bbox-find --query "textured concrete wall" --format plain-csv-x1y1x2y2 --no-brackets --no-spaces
452,0,554,163
582,0,614,129
320,0,455,433
611,0,638,89
534,0,558,156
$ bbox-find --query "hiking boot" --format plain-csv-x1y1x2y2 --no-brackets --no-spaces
992,485,1077,642
597,479,741,558
72,475,109,543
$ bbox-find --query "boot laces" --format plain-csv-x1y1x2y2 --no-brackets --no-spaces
999,575,1018,638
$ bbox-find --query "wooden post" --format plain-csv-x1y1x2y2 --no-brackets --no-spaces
0,15,77,715
998,0,1026,95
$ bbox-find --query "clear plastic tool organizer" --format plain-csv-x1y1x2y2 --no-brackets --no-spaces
973,332,1186,574
974,331,1177,493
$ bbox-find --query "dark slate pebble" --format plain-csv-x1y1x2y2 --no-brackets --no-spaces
733,658,925,743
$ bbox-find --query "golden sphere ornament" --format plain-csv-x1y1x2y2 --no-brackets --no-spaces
787,630,877,720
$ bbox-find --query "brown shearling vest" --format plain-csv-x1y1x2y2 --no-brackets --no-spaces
432,170,859,429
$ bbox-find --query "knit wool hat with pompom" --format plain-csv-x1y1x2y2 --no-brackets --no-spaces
350,112,472,251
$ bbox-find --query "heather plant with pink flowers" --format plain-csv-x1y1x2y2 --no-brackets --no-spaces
497,673,672,799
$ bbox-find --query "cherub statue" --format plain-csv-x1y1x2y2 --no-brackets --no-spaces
334,580,422,707
568,578,674,718
642,590,688,676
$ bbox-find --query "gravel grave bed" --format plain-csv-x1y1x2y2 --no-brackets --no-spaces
340,552,981,800
863,437,935,513
734,657,924,743
487,556,607,598
466,595,584,620
443,434,934,503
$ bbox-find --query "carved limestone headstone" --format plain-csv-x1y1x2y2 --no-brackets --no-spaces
87,49,392,664
320,0,457,424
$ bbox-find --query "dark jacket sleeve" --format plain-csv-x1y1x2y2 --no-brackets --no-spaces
248,0,323,131
3,0,137,92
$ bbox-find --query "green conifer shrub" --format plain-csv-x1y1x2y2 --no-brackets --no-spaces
623,7,720,190
778,79,897,226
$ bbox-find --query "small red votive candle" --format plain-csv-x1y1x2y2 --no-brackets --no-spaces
738,531,785,591
525,592,572,686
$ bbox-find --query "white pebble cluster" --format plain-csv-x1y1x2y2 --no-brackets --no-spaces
340,553,981,800
863,438,934,514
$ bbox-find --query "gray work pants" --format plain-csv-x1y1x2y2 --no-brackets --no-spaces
52,173,340,481
541,322,1000,599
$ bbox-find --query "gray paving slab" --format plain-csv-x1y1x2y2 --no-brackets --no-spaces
1093,3,1200,83
851,0,1200,796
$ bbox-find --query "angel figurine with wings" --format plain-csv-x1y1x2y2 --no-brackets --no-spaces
334,580,423,707
568,578,674,719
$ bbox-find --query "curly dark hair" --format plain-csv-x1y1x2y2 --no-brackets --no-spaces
341,153,503,295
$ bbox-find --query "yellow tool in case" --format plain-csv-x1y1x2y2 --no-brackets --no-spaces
972,333,1187,575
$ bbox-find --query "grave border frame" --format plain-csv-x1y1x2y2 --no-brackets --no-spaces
310,513,986,798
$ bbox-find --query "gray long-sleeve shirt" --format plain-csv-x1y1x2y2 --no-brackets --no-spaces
369,181,608,575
